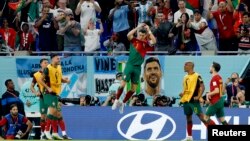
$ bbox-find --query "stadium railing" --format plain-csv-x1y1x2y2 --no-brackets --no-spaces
1,50,250,56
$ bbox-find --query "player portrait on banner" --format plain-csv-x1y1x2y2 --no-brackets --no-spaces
139,57,166,106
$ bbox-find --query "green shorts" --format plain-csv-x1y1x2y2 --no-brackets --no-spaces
123,63,141,84
206,97,225,118
40,96,48,115
183,101,203,115
44,93,59,109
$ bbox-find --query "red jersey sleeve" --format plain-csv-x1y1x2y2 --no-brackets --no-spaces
0,118,7,126
22,117,28,124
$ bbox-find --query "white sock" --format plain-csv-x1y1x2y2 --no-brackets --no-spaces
62,131,67,136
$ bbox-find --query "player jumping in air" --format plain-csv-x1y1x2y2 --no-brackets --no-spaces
112,23,156,114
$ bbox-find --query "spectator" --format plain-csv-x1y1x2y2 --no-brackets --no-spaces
163,0,173,22
208,0,237,55
108,0,130,50
190,9,217,55
18,22,34,51
84,18,103,54
170,0,179,14
40,0,55,15
127,1,139,30
1,79,25,116
169,13,198,54
152,0,173,23
103,32,126,55
54,0,73,51
237,12,250,53
233,3,248,34
174,0,193,24
0,104,33,140
35,6,59,51
49,0,57,8
60,11,82,55
136,0,154,25
152,12,173,51
224,72,245,107
75,0,102,30
0,18,16,51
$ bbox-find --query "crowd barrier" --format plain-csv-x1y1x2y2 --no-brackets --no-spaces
61,106,250,140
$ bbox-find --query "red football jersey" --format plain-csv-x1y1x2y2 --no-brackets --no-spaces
209,74,223,104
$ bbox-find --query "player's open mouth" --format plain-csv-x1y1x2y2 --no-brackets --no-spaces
150,76,157,81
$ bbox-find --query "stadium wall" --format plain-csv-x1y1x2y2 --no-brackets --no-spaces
61,106,250,140
0,56,249,99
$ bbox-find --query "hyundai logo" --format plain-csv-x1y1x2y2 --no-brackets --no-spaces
117,110,176,140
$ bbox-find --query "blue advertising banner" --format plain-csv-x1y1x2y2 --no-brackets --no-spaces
62,107,250,140
15,56,87,98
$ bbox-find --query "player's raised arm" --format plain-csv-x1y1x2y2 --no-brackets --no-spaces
145,25,156,45
127,24,144,41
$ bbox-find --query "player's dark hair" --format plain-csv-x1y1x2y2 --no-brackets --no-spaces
50,53,59,59
116,72,123,79
243,11,249,17
5,79,12,87
212,62,221,72
138,28,147,34
30,71,36,78
144,57,161,70
40,58,48,64
10,104,17,110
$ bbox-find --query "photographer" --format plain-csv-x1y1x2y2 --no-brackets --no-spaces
129,93,148,106
103,33,126,56
102,94,116,106
224,72,245,107
102,72,123,106
59,95,101,106
0,104,32,140
153,95,176,107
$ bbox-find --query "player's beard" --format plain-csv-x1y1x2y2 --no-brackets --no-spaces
148,74,159,88
11,112,18,117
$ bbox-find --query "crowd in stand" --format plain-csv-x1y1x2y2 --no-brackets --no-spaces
0,0,249,55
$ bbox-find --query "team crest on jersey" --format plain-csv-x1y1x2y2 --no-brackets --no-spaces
52,102,55,106
42,108,45,112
